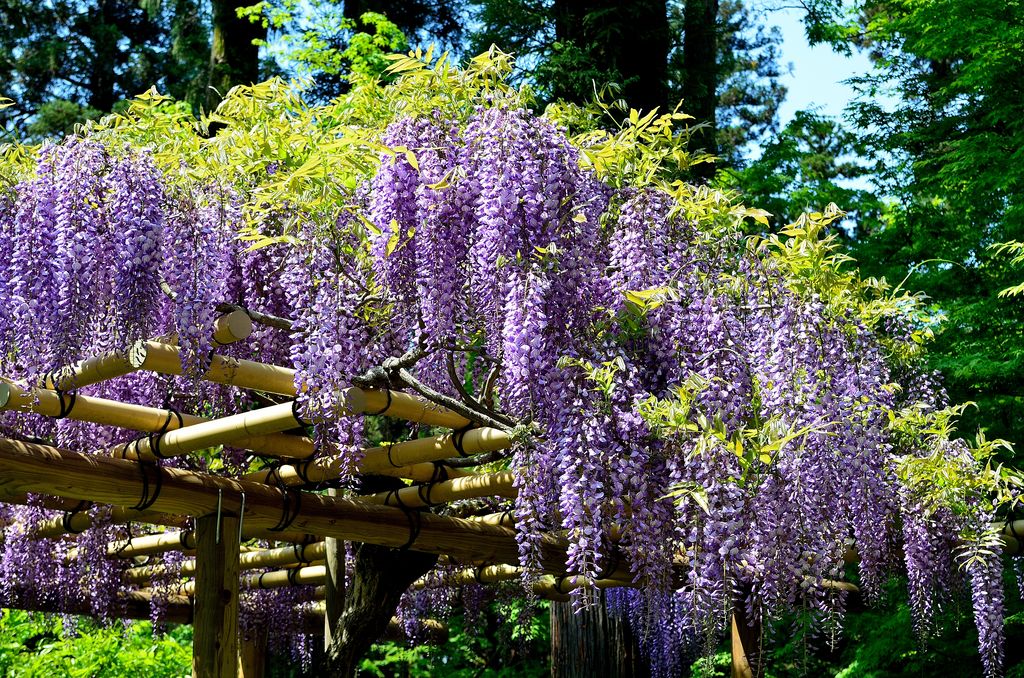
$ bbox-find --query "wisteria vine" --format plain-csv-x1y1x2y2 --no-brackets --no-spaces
0,72,1016,676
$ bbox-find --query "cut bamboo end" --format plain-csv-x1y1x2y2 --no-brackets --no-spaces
30,312,252,393
35,342,149,392
213,310,254,345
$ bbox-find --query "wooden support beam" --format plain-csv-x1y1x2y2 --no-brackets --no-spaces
238,628,267,678
0,437,620,580
193,513,240,678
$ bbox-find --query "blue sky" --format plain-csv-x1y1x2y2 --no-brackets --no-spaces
763,5,873,126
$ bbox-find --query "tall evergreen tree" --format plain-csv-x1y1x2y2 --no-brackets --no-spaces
470,0,785,172
800,0,1024,443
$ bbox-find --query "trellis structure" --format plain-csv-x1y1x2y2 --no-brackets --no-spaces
2,311,1021,677
0,311,640,676
0,62,1015,678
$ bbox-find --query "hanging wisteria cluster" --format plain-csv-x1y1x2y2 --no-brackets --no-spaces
0,64,1015,676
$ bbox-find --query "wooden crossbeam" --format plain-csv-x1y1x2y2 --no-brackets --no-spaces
0,437,624,579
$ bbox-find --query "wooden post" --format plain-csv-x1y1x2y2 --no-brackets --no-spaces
730,598,762,678
323,490,345,653
193,513,240,678
237,627,267,678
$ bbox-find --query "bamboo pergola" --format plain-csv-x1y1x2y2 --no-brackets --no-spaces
1,312,1018,678
0,311,635,677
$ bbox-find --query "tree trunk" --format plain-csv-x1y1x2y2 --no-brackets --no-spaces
550,592,649,678
320,541,438,676
88,0,117,112
206,0,266,109
551,0,670,111
617,0,670,112
319,475,437,676
682,0,720,180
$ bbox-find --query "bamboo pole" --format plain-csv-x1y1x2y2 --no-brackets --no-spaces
120,401,311,459
241,427,509,486
135,341,470,428
0,382,314,460
108,526,314,559
124,542,328,584
113,530,197,557
358,471,517,509
193,513,240,678
118,386,473,460
33,505,188,540
35,311,253,392
0,437,622,580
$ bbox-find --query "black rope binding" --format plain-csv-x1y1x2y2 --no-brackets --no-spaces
385,442,400,468
451,425,474,457
53,385,77,419
269,486,302,532
554,575,570,595
287,567,301,586
367,389,393,416
291,399,312,429
384,488,411,510
416,481,435,507
61,500,90,534
131,460,163,511
295,459,314,486
397,505,422,551
147,408,183,460
430,461,450,484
